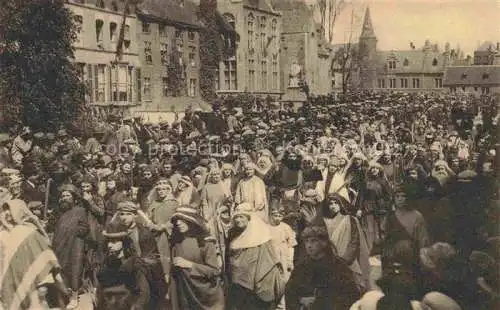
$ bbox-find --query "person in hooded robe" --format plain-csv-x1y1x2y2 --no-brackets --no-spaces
321,193,371,293
220,163,237,197
200,168,229,233
235,162,269,223
315,155,351,204
226,203,284,310
356,161,393,251
51,184,90,309
168,207,225,310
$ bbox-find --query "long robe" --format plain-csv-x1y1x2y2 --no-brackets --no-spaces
325,214,371,292
149,198,179,280
52,205,89,291
235,176,269,222
170,237,225,310
200,182,229,235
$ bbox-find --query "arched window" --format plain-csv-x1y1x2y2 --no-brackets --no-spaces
403,58,409,66
271,19,277,34
247,13,255,50
223,13,236,29
432,58,438,66
95,19,104,44
110,22,117,42
260,16,266,30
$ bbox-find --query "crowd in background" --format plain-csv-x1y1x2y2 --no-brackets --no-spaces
0,90,499,310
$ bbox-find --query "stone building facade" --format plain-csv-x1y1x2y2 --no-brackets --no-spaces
66,0,141,108
358,7,461,93
133,0,207,121
443,65,500,96
216,0,282,98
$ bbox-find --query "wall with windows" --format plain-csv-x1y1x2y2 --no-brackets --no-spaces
446,85,500,96
67,0,141,106
375,74,444,92
136,15,201,110
217,1,281,97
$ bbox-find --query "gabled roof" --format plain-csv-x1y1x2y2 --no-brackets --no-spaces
477,41,498,51
376,50,447,73
443,66,500,86
137,0,202,29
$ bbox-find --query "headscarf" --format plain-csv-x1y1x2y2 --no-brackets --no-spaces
230,203,271,249
1,199,50,243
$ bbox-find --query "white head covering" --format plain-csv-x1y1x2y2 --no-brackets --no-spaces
230,203,271,250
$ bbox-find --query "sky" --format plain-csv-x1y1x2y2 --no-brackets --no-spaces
304,0,500,56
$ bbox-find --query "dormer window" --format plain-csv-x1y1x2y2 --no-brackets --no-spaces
96,0,105,8
483,73,490,79
461,73,467,79
432,58,438,66
388,60,397,69
403,58,409,66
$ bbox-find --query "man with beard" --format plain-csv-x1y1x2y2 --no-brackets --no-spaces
136,166,156,211
52,184,90,309
300,155,323,192
430,160,456,193
345,152,368,199
235,162,269,222
316,155,350,204
274,151,302,211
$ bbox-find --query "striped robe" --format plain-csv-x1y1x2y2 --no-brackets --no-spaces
0,225,59,310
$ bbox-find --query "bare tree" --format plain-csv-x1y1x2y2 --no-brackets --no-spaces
331,8,359,94
317,0,347,42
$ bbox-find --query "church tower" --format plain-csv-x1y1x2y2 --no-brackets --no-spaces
358,7,378,89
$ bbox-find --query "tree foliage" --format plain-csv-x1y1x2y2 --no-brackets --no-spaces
0,0,86,132
198,0,220,103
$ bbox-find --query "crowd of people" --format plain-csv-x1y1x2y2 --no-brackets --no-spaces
0,90,498,310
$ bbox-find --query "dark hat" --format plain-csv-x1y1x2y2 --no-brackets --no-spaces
116,201,138,214
170,206,207,232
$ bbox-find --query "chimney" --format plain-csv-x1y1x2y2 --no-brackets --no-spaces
497,42,499,51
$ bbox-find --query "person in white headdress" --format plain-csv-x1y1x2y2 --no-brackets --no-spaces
234,162,269,222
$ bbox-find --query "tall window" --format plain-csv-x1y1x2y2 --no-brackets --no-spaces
271,19,278,49
175,29,182,39
95,19,104,45
261,60,267,90
111,65,130,102
260,16,267,53
389,78,396,88
388,60,396,70
432,58,438,66
96,65,106,102
215,67,220,90
162,77,168,96
434,78,442,88
188,46,196,66
224,60,237,90
247,13,255,50
400,78,408,88
143,77,151,100
248,59,255,91
159,25,166,37
110,22,118,49
378,79,385,88
142,21,150,33
189,79,197,97
188,31,195,41
144,41,152,64
272,54,278,90
160,43,168,64
136,68,141,102
412,78,420,89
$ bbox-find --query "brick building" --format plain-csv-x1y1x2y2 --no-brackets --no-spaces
443,65,500,96
358,7,461,92
66,0,141,109
133,0,211,122
216,0,282,99
272,0,334,102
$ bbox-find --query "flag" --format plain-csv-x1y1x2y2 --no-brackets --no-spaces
1,225,59,310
